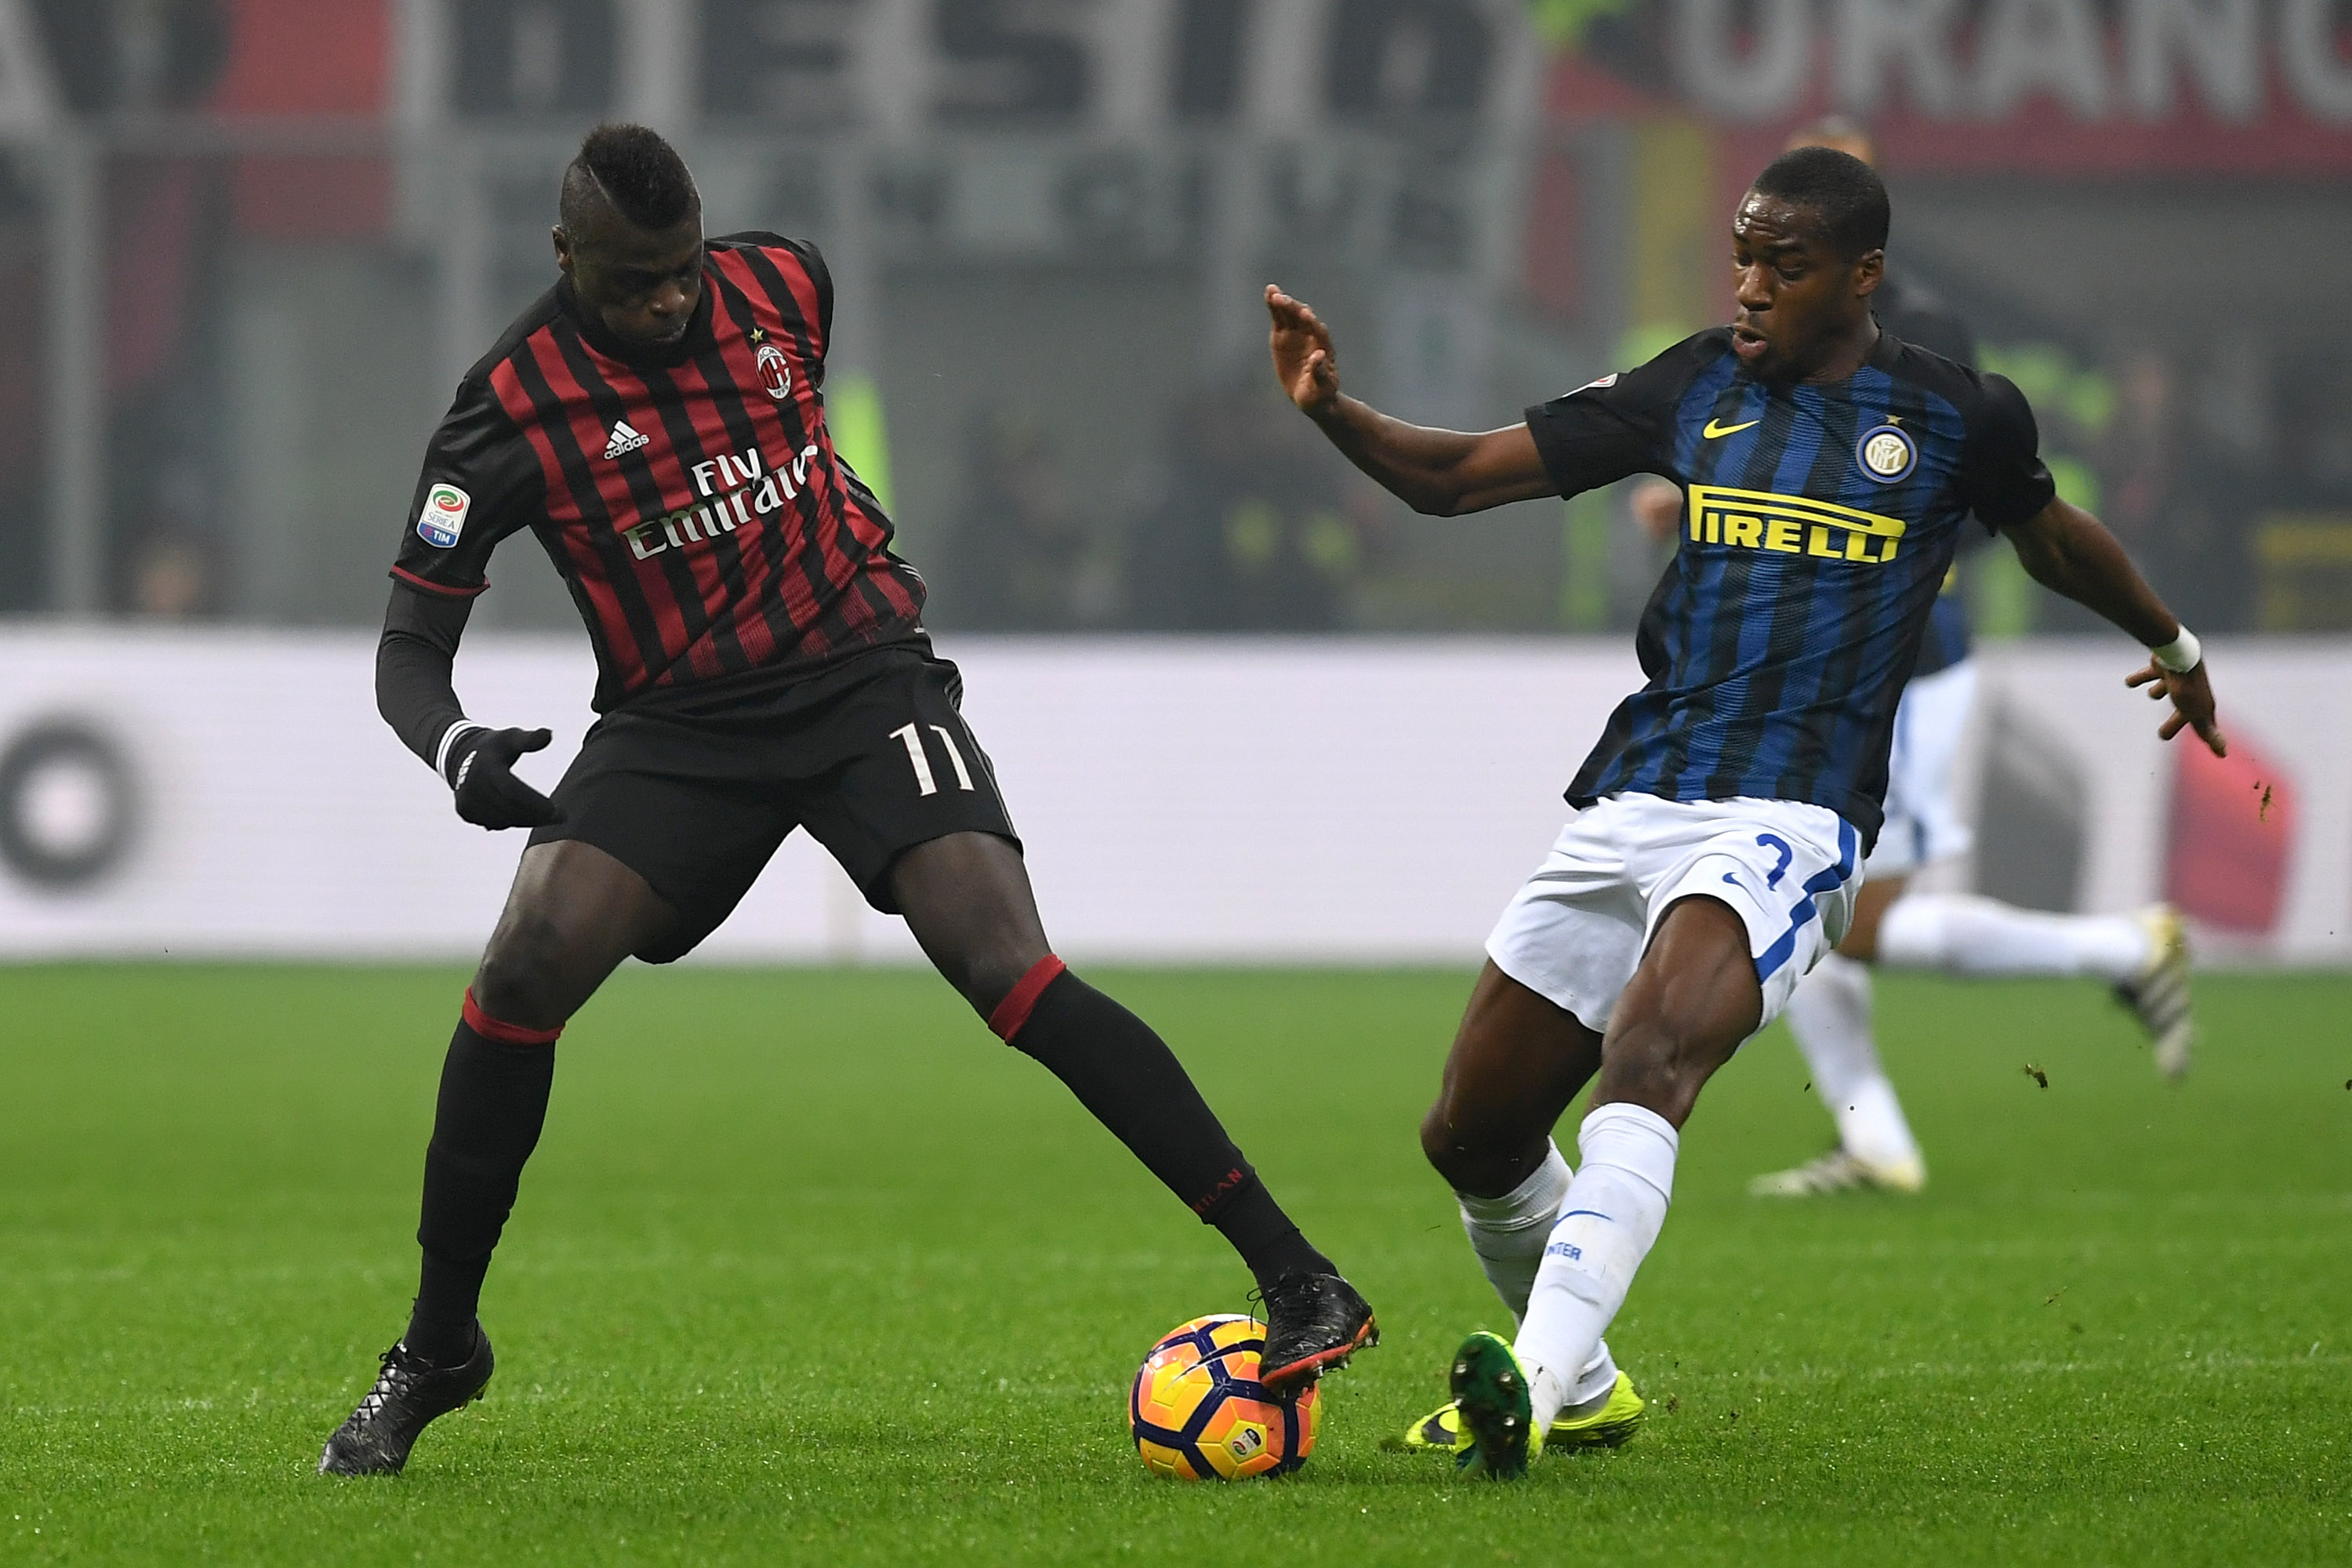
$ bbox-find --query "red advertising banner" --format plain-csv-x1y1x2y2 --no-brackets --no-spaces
208,0,387,117
206,0,390,241
1546,0,2352,176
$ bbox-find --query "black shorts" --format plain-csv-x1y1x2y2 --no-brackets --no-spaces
528,645,1019,964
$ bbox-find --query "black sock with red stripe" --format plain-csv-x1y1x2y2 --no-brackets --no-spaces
991,958,1334,1293
404,992,560,1366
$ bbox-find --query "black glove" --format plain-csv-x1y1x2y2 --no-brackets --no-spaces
444,726,563,830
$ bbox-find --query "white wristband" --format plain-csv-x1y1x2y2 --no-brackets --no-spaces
2150,626,2201,673
433,720,485,784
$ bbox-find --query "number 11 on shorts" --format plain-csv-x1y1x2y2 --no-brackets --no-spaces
890,722,975,796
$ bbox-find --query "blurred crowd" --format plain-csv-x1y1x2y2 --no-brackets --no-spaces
937,375,1390,635
1982,333,2352,638
924,331,2352,637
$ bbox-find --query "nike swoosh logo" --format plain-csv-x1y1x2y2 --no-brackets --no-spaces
1703,417,1760,439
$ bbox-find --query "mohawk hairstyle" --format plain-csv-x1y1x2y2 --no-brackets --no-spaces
566,123,698,230
1749,145,1889,261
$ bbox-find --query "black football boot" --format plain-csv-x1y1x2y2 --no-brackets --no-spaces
1255,1272,1377,1395
318,1323,495,1476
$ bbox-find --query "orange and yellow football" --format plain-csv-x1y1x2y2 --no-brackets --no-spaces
1128,1314,1319,1480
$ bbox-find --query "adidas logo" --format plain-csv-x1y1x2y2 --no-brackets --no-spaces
603,420,649,459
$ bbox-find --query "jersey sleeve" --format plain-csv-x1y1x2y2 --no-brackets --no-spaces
1522,336,1707,499
1958,372,2058,533
389,372,543,598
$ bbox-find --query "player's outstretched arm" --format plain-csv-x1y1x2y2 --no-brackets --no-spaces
376,585,564,829
2000,498,2226,756
1267,285,1553,517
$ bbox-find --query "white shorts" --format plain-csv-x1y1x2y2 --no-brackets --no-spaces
1870,659,1978,877
1486,794,1863,1037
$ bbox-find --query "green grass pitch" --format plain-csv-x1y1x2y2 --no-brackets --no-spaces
4,964,2348,1564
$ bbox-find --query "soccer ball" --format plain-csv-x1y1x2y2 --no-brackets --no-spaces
1128,1314,1319,1480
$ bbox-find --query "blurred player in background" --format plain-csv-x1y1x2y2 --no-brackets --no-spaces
318,125,1374,1478
1630,121,2192,1202
1270,144,2225,1477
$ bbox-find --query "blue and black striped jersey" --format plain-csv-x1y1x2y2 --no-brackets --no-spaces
1527,328,2055,848
1870,270,1980,681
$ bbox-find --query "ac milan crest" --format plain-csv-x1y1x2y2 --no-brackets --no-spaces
755,343,792,401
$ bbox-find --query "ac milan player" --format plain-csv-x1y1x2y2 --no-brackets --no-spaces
318,125,1374,1477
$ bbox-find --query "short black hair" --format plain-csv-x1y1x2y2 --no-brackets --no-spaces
1748,145,1889,260
563,123,698,231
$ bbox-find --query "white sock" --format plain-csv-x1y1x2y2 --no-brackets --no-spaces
1457,1146,1621,1410
1563,1340,1624,1410
1877,893,2152,981
1456,1142,1570,1325
1515,1102,1677,1432
1783,953,1921,1172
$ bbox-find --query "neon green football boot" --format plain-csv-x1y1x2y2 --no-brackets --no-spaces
1446,1331,1544,1478
1394,1368,1645,1454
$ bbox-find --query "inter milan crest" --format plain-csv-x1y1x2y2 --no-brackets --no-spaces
755,343,792,401
1855,422,1917,484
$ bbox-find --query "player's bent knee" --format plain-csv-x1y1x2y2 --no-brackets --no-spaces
1417,1105,1457,1174
474,913,595,1030
470,959,568,1033
1421,1133,1497,1192
1419,1102,1515,1194
957,946,1048,1020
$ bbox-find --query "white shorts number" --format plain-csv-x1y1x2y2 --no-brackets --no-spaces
890,722,975,797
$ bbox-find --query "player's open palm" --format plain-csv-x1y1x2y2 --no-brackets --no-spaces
1266,285,1341,416
2127,661,2227,757
448,726,564,830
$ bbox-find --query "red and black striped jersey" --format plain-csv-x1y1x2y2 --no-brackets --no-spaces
390,233,926,712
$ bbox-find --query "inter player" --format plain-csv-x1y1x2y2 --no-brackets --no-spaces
1627,121,2192,1201
1268,145,2223,1476
318,125,1374,1478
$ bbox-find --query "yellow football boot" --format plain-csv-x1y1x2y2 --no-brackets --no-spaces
1394,1368,1645,1454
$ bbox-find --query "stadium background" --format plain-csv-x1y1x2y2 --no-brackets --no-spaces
2,8,2349,1565
0,0,2341,961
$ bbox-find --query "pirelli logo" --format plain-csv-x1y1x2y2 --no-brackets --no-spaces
1686,485,1905,564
